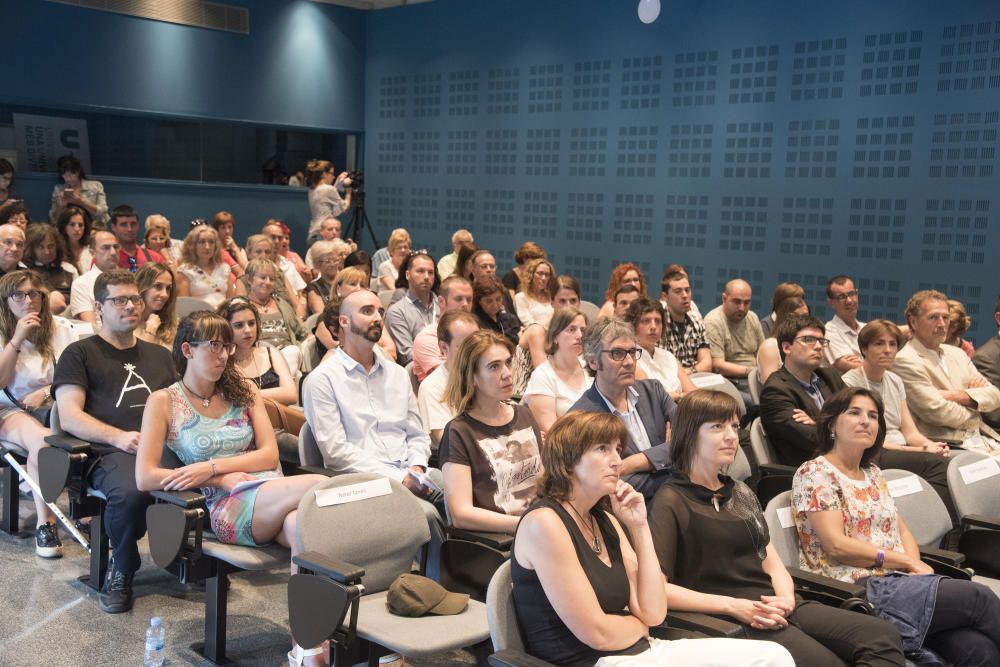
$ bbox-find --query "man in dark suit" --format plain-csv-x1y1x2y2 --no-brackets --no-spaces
759,313,845,467
569,318,677,500
972,297,1000,429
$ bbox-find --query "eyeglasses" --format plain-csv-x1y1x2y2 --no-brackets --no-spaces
102,295,144,308
9,289,43,302
602,347,644,361
830,290,859,301
795,335,830,347
192,340,237,355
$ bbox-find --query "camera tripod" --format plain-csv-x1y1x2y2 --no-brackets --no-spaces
346,187,380,252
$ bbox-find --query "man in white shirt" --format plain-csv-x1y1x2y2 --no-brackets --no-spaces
69,231,122,324
418,311,480,448
437,229,473,280
824,275,865,371
411,275,473,381
303,290,445,573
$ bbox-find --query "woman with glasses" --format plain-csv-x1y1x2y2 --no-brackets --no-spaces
441,330,544,533
794,387,1000,665
377,229,412,291
135,311,328,666
175,225,233,308
55,205,94,275
134,263,178,349
304,240,350,315
0,270,77,557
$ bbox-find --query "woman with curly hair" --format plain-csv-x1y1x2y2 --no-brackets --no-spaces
136,311,328,664
597,263,648,319
134,262,178,349
514,258,558,328
175,225,233,308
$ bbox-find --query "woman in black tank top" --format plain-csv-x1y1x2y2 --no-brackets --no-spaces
219,298,298,406
511,411,793,667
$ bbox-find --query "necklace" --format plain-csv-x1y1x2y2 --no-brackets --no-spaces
181,379,215,408
565,501,602,555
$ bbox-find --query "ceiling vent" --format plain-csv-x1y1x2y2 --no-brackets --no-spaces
45,0,250,35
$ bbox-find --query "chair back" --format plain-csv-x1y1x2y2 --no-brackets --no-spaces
750,418,775,466
295,473,431,593
748,367,762,406
729,446,752,483
405,362,420,396
881,468,953,547
304,312,321,332
946,450,1000,520
578,300,600,324
763,491,799,568
378,290,395,311
298,422,324,468
176,296,213,318
486,560,525,653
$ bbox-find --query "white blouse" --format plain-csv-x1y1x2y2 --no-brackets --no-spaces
522,358,591,417
0,316,77,405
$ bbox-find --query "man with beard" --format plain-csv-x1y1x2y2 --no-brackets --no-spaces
302,290,445,573
384,251,440,365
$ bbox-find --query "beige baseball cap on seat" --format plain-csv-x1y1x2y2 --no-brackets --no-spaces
386,574,470,617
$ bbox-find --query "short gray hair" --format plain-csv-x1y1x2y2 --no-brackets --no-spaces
582,318,636,376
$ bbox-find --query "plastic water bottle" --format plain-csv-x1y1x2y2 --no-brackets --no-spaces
144,617,165,667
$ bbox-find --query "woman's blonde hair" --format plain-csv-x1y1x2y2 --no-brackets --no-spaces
245,258,278,281
0,271,54,361
444,330,515,414
519,258,558,300
387,228,412,256
180,225,222,268
536,412,629,505
331,266,369,298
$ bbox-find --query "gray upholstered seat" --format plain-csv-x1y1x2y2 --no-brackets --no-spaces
356,592,488,656
201,539,288,571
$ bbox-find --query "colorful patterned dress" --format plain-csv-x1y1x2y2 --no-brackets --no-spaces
164,383,278,546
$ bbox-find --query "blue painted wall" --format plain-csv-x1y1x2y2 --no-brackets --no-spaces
364,0,1000,344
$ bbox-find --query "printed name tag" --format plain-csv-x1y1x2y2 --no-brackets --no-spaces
315,478,392,507
776,506,795,529
959,458,1000,485
886,476,923,498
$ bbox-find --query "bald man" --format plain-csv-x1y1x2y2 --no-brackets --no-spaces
302,290,446,575
437,229,473,280
0,222,26,277
702,279,764,406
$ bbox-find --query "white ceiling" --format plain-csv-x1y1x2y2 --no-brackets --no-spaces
311,0,433,10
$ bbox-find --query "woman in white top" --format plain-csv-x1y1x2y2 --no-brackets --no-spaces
629,297,696,402
523,307,591,432
49,155,109,228
514,258,557,328
0,270,77,556
175,225,234,309
306,159,352,240
756,297,809,384
841,319,949,456
377,228,411,291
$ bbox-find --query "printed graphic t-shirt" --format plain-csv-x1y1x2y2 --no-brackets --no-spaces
53,336,176,454
439,404,543,516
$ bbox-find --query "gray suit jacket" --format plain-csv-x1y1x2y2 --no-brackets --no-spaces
569,379,677,499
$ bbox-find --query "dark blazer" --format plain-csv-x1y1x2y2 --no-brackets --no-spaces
973,334,1000,428
759,366,845,467
569,379,677,499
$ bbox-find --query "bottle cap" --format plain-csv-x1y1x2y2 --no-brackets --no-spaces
151,617,161,626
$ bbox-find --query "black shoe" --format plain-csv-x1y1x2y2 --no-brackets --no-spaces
35,523,63,559
98,563,134,613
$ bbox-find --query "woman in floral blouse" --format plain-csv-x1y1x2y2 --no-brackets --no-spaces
793,387,1000,666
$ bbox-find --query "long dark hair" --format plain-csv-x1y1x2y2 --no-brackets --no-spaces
136,262,178,345
814,387,887,468
173,311,253,408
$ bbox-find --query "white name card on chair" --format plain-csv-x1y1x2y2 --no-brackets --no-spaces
777,506,795,529
887,476,922,498
315,478,393,507
959,458,1000,485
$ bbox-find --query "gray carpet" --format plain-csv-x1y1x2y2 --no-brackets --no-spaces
0,495,481,666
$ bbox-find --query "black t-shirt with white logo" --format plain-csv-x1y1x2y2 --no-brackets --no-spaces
53,336,176,455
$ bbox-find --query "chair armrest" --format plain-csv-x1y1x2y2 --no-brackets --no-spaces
788,568,866,598
488,649,554,667
922,557,973,580
961,514,1000,531
446,526,514,551
298,465,336,477
665,611,744,638
151,490,206,509
758,463,796,477
44,434,93,454
294,550,366,584
920,547,966,567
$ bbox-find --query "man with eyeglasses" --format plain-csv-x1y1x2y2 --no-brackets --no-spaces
68,230,122,325
0,222,27,278
760,313,846,467
570,318,677,502
53,270,176,613
385,251,440,366
703,279,765,409
110,204,163,272
824,275,865,372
